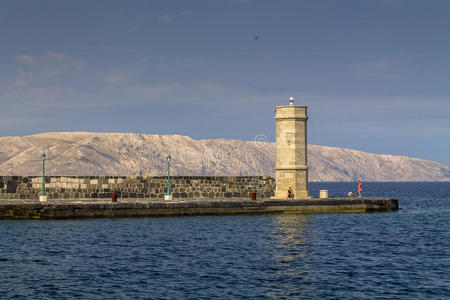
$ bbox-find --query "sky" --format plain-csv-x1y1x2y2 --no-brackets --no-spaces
0,0,449,164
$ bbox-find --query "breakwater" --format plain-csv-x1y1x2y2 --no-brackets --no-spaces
0,197,398,219
0,176,275,200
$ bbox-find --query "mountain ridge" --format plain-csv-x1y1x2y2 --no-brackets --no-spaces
0,132,449,182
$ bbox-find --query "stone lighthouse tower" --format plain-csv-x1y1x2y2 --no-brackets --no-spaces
273,97,309,199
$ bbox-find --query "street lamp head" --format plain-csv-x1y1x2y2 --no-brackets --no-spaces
41,152,46,161
167,154,171,162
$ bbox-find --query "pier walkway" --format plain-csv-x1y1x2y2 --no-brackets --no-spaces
0,197,398,219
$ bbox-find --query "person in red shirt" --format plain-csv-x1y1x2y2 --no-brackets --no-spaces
358,180,362,198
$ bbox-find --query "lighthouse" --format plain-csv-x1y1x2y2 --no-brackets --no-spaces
273,97,309,199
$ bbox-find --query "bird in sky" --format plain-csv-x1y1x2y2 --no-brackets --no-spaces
253,35,259,40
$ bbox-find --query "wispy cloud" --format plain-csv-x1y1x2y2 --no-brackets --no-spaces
2,85,98,109
15,54,36,66
2,52,90,110
103,69,132,84
2,51,447,147
13,52,84,87
159,14,171,22
2,51,278,111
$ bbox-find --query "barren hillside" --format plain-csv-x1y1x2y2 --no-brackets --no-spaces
0,132,449,181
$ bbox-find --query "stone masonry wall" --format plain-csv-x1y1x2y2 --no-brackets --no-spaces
0,176,275,200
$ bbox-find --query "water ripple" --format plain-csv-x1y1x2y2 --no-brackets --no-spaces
0,182,449,299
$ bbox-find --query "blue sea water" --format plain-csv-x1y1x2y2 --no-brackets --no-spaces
1,182,449,299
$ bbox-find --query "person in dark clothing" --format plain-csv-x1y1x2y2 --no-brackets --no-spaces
288,187,294,199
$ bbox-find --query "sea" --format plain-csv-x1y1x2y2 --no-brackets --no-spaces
1,182,449,299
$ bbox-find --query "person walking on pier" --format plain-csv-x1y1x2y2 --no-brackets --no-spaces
358,180,362,198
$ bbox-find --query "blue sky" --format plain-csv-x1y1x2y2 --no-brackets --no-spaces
0,0,449,164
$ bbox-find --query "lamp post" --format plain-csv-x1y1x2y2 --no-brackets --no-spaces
39,152,47,202
164,154,172,200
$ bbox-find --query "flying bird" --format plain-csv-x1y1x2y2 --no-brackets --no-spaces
253,35,259,40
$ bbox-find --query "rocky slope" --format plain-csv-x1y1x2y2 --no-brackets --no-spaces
0,132,449,181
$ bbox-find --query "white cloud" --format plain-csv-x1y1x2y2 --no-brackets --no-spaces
1,52,89,109
159,14,171,22
45,51,69,61
15,54,37,66
104,69,131,84
13,52,84,86
3,51,447,143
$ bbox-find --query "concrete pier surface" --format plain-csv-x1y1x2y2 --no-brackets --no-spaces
0,197,398,219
